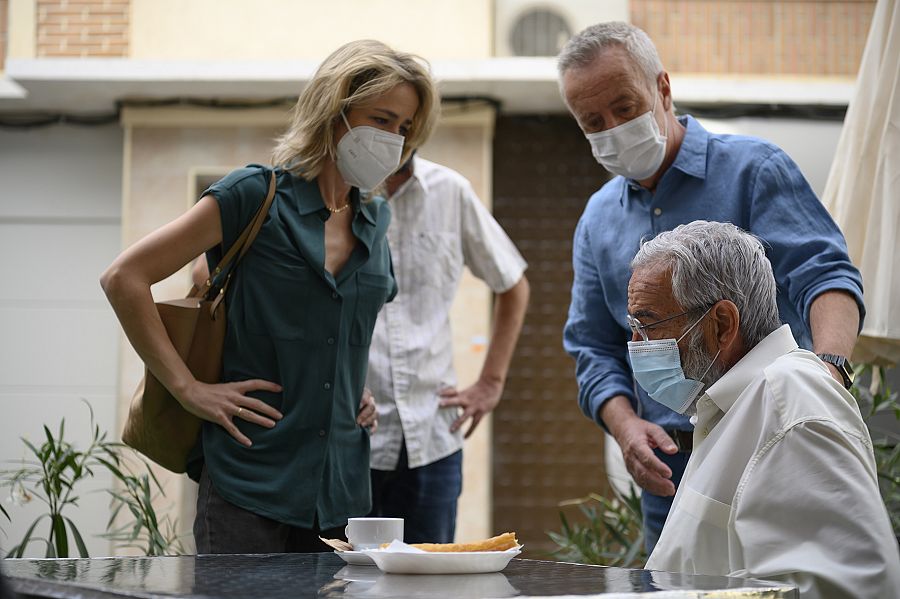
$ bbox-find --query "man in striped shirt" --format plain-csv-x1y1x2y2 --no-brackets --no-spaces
366,154,530,543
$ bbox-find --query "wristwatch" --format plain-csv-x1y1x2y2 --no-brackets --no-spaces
817,353,854,390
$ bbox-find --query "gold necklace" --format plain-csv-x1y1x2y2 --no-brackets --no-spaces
326,202,351,214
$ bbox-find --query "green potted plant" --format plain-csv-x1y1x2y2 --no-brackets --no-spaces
1,401,183,557
849,364,900,541
548,486,646,567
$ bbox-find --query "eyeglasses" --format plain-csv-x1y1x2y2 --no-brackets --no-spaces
627,304,715,342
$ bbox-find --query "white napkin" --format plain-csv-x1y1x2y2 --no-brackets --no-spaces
374,539,428,553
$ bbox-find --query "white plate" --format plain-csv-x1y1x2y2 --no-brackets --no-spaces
335,550,377,566
361,548,520,574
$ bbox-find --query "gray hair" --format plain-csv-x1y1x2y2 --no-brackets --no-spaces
557,21,663,89
631,221,781,350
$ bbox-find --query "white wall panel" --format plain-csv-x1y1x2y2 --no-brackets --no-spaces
0,124,122,557
0,126,122,219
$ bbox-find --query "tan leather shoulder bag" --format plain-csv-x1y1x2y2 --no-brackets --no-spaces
123,171,277,473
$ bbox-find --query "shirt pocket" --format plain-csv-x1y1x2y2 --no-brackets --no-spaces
678,485,733,530
350,271,393,346
244,260,312,340
409,231,462,289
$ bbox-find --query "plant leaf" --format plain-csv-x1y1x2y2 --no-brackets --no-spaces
64,516,90,558
51,514,68,558
22,438,41,459
11,515,47,558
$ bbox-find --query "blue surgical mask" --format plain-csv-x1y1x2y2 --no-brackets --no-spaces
627,309,719,414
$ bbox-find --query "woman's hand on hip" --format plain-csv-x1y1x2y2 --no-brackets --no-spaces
180,379,283,447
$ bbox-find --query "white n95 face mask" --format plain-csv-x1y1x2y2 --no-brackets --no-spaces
335,111,405,191
585,92,668,181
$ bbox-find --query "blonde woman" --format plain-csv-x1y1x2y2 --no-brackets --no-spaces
101,40,439,553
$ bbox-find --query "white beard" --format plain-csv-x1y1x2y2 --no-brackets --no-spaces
682,327,725,388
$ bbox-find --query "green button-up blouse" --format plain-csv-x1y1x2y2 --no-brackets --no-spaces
197,165,396,530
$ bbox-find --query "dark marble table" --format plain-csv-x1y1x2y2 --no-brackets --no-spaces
3,553,796,598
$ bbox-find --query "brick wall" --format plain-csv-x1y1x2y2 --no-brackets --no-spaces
37,0,129,57
0,0,8,68
632,0,876,76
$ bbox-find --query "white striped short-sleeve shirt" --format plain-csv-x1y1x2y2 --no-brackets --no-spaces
367,157,527,470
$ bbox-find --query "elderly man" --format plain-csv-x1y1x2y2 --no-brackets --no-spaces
631,221,899,598
559,21,864,551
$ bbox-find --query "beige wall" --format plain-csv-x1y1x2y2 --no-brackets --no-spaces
130,0,492,60
0,123,123,557
7,0,36,59
119,104,495,545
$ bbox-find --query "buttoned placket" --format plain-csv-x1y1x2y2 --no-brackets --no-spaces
627,183,660,236
313,206,374,457
377,234,405,468
628,168,680,234
383,192,418,469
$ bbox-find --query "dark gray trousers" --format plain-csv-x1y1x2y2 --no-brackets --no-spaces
194,468,345,554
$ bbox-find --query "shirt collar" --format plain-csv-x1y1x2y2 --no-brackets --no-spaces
705,324,799,414
393,155,427,198
290,175,328,215
669,115,708,180
292,174,374,225
357,194,378,225
618,114,709,205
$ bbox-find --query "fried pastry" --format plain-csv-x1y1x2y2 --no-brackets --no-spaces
383,532,518,552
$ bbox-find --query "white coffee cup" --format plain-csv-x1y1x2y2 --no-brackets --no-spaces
344,517,404,550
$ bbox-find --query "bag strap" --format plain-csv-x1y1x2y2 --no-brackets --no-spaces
192,170,277,311
218,170,278,275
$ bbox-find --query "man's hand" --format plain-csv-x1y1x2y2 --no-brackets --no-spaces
601,396,678,496
439,378,503,438
357,387,377,433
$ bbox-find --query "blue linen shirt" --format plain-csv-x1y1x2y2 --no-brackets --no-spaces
563,115,864,432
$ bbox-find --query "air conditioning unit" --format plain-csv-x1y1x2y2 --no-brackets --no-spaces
494,0,630,57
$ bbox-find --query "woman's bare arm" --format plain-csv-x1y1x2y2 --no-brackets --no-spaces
100,196,282,446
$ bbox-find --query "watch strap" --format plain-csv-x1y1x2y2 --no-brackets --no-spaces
817,353,853,389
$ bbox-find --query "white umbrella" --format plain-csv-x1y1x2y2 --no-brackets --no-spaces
822,0,900,367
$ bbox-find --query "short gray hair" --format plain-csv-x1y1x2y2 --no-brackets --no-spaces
631,221,781,349
557,21,663,89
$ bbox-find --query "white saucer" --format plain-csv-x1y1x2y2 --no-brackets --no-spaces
335,549,377,566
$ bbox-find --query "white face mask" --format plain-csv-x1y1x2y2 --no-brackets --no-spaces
335,111,405,191
585,92,668,181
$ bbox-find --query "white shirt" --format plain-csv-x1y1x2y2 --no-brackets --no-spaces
646,325,900,598
367,158,527,470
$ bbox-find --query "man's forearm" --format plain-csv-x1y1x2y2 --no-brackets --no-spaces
809,290,861,357
599,395,639,437
479,276,530,386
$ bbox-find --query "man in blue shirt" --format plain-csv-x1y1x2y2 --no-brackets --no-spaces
558,22,864,552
